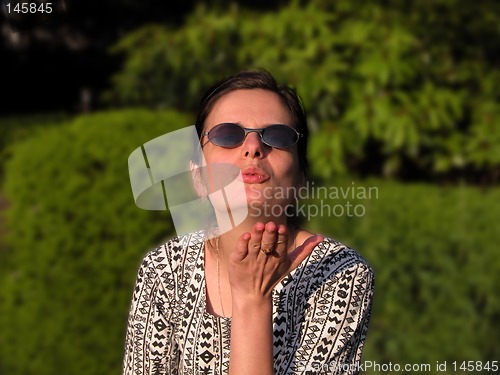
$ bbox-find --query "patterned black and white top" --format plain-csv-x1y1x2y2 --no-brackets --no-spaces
123,231,374,375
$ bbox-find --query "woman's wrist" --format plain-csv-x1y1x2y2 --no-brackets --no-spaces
231,293,273,315
229,293,274,375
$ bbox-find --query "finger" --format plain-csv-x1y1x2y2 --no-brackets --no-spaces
259,221,278,256
288,235,324,270
247,222,265,256
272,224,288,258
232,232,251,262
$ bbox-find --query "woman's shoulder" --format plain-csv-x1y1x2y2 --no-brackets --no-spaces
279,234,373,314
142,231,205,267
305,235,373,279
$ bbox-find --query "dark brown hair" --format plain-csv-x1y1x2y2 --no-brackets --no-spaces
194,70,310,175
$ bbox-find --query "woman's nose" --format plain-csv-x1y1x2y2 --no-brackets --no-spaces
241,132,265,158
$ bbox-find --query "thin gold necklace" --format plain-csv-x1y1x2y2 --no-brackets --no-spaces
215,236,226,317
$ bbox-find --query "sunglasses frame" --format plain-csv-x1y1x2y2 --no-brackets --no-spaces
201,122,302,149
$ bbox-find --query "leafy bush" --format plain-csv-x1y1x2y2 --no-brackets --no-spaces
306,179,500,371
105,0,500,182
0,113,69,181
0,108,191,375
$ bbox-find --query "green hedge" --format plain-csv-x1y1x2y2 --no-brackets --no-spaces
1,109,498,374
0,109,190,375
0,113,69,181
307,179,500,373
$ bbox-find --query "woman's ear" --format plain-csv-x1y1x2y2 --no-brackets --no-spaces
190,160,208,198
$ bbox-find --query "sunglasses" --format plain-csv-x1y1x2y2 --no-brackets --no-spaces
202,123,302,149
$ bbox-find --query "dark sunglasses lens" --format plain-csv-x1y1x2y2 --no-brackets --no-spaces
209,123,245,147
263,125,299,147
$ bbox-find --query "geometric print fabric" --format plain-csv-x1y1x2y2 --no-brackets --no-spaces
122,231,374,375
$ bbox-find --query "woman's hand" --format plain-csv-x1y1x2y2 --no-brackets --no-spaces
228,221,324,301
227,221,323,375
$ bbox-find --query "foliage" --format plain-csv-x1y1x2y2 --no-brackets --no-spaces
0,113,69,180
105,0,500,183
306,178,500,371
0,109,191,375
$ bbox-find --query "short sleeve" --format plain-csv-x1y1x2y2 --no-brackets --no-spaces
122,249,180,375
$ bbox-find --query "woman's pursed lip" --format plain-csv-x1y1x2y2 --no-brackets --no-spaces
239,166,270,183
240,174,269,183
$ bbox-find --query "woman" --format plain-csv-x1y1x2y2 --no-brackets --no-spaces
123,71,374,375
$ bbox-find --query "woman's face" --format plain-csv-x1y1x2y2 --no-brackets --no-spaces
201,89,303,216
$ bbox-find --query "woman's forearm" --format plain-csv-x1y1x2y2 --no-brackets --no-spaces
229,295,274,375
